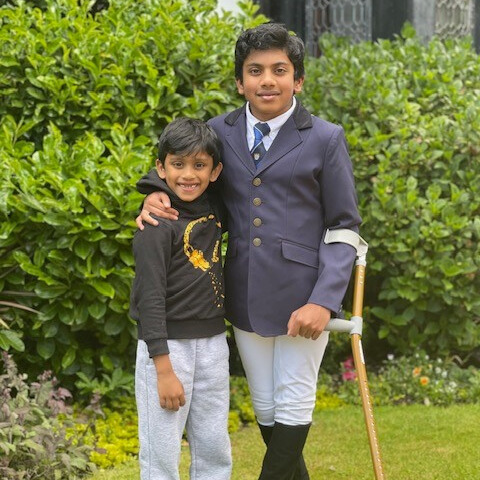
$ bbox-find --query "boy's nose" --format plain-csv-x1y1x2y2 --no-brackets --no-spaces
260,69,275,86
181,167,196,178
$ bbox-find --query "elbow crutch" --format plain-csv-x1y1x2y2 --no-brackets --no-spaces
324,229,386,480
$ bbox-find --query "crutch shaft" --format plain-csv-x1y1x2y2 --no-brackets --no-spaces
352,335,386,479
352,262,366,318
352,263,386,480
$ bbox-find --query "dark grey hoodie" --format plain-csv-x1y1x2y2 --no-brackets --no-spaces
129,178,226,357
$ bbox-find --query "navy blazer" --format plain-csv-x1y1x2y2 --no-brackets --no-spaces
208,101,362,336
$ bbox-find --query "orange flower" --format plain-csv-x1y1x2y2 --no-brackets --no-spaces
420,376,429,386
412,367,422,377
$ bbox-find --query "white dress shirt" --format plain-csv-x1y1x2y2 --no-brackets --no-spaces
246,97,297,152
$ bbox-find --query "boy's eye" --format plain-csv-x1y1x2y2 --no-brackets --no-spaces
172,162,183,168
248,68,261,75
195,163,206,169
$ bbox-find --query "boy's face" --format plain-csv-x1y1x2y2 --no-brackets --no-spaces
156,152,222,202
236,48,304,121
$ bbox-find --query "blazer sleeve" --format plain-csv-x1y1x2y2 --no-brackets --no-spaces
308,126,362,314
131,221,172,357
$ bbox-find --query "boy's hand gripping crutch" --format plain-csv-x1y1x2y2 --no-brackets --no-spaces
323,229,386,480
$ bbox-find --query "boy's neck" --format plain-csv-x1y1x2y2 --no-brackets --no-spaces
246,96,296,124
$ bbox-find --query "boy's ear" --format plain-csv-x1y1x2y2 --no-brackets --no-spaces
294,76,305,94
235,79,244,95
156,159,166,179
210,162,223,182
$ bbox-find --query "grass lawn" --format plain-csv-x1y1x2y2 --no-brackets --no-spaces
89,404,480,479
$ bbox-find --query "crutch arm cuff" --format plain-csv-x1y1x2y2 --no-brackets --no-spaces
324,228,368,258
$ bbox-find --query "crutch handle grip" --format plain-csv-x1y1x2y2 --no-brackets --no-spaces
325,315,363,335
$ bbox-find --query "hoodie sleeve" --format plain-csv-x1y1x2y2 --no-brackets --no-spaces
131,220,172,356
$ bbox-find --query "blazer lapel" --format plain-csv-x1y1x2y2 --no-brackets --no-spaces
224,106,256,175
257,100,313,173
256,115,302,173
223,101,313,175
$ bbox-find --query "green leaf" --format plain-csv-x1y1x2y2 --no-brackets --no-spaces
88,302,107,320
37,338,55,359
90,279,115,299
74,239,95,260
0,329,25,351
99,239,118,256
104,316,125,335
34,284,68,299
42,322,59,338
62,348,76,369
100,354,114,371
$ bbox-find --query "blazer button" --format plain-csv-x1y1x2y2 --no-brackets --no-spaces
252,177,262,186
253,237,262,247
253,197,262,206
253,217,262,227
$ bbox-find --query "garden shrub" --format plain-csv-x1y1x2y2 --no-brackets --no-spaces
332,351,480,407
2,0,478,390
0,0,266,382
303,25,480,356
229,375,255,426
315,383,346,411
0,352,95,479
71,396,139,469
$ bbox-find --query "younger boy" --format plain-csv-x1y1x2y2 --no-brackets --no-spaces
130,117,230,480
136,23,361,480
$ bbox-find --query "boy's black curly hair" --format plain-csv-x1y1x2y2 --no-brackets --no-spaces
234,22,305,82
157,118,221,168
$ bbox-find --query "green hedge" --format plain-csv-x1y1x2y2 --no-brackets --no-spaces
1,1,478,386
0,0,265,382
303,25,480,355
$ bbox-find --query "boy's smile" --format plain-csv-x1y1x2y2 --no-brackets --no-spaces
156,152,222,202
236,49,304,121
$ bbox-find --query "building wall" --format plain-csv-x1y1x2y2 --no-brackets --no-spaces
216,0,242,14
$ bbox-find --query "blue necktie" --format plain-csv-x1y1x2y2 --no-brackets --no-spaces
251,122,270,168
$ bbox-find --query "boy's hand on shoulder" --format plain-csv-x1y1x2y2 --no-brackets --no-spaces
135,192,179,230
287,303,331,340
153,354,186,411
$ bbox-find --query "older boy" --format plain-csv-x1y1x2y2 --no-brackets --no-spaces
130,117,231,480
137,23,361,480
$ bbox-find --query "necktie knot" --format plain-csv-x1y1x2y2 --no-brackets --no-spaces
255,122,270,138
251,122,270,168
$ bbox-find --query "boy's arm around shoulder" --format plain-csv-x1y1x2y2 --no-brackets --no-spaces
309,125,362,313
136,170,179,227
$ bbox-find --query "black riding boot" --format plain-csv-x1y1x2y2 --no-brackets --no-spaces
258,423,310,480
258,422,311,480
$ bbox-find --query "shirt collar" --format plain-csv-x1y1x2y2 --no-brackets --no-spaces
246,97,297,143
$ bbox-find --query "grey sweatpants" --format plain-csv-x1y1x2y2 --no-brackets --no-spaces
135,334,232,480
